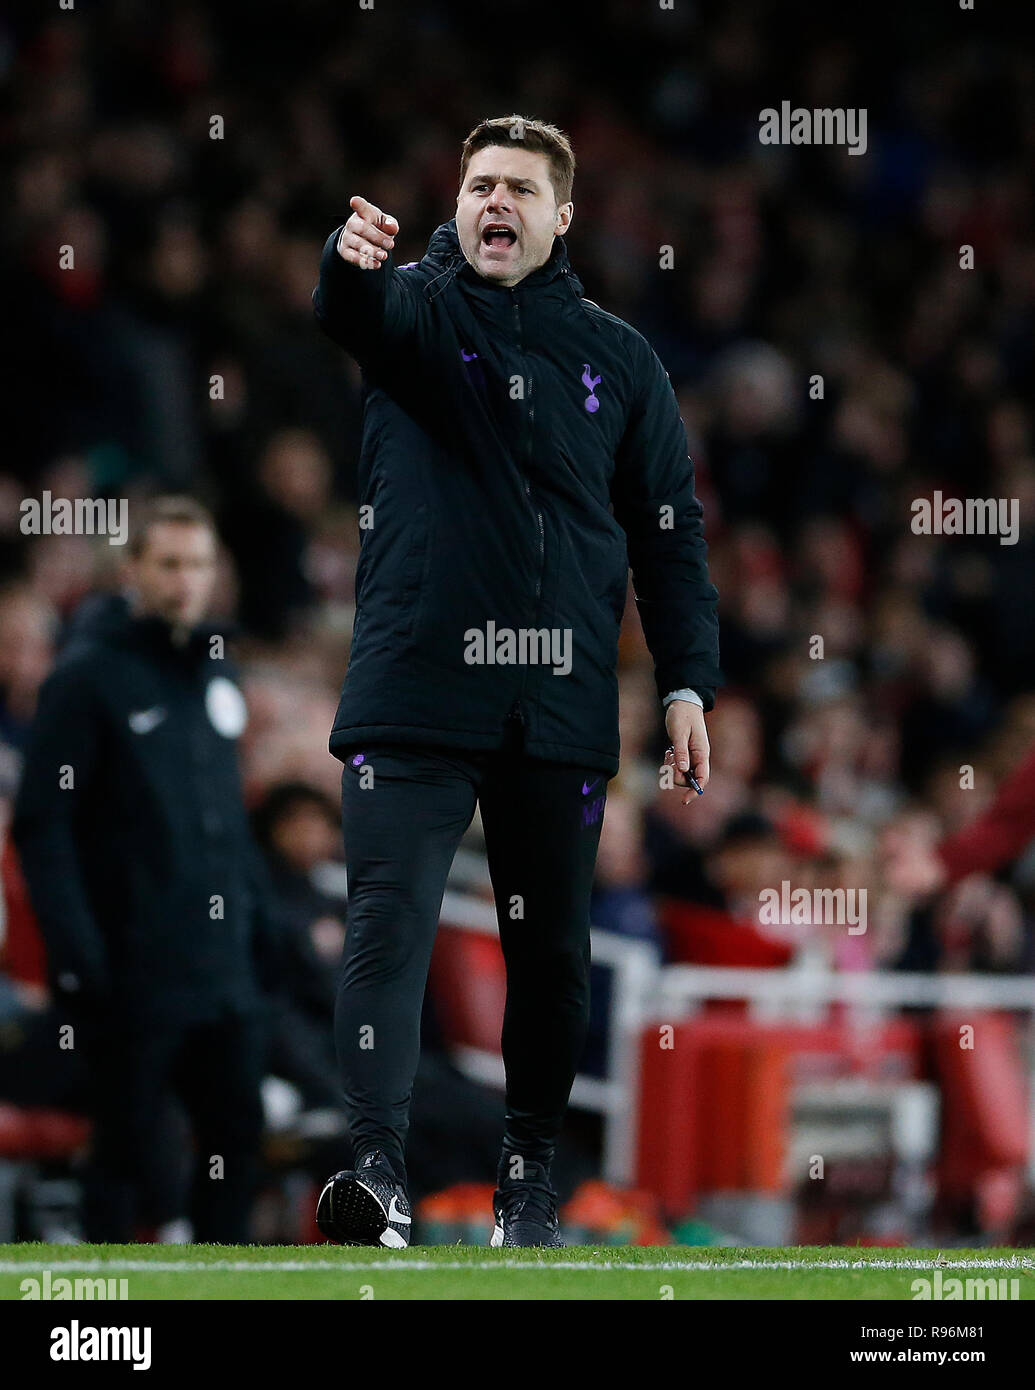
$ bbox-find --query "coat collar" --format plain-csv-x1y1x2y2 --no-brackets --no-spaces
421,218,585,299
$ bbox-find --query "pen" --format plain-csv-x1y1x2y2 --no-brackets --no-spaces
667,746,705,795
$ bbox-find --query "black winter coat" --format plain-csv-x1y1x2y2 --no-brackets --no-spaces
314,218,721,777
12,599,277,1027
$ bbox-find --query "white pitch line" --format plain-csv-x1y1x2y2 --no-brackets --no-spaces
0,1257,1033,1275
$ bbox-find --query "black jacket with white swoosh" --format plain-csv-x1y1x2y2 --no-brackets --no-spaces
314,218,721,776
12,597,279,1026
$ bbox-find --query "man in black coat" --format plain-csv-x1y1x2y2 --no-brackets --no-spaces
12,497,275,1242
313,116,721,1248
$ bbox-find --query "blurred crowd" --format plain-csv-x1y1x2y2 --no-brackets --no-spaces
1,0,1034,1091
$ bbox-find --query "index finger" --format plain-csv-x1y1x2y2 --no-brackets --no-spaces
349,196,399,238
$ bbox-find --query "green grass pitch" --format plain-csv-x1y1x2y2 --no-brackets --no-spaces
2,1244,1033,1300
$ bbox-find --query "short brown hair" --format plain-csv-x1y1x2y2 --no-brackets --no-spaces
129,495,217,557
460,115,575,206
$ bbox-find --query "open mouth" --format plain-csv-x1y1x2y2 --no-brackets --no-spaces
481,223,518,250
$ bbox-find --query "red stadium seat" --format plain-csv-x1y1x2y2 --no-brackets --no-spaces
428,925,506,1052
635,1016,924,1218
0,839,49,985
932,1010,1029,1225
0,1104,90,1160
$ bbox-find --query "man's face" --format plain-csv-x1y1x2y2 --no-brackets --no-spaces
456,145,573,287
128,521,217,629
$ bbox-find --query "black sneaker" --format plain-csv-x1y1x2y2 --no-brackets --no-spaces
490,1158,564,1248
316,1151,411,1248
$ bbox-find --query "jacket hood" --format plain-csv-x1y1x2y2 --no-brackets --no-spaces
420,218,585,301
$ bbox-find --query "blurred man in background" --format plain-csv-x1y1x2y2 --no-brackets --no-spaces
12,497,278,1242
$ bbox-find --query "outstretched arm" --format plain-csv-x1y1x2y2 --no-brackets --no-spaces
312,196,419,366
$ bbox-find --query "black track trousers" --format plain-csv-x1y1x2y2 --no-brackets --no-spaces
334,716,608,1180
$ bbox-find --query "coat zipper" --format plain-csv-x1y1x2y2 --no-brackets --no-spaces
511,290,545,729
512,292,544,605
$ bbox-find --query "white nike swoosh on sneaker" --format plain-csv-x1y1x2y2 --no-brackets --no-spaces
387,1195,411,1225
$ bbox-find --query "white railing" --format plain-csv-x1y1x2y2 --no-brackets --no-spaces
656,963,1035,1015
319,860,1035,1186
651,962,1035,1185
438,889,1035,1183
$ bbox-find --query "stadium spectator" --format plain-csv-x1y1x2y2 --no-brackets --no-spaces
885,742,1035,895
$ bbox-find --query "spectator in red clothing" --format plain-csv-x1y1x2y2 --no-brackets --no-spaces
884,742,1035,895
658,814,796,967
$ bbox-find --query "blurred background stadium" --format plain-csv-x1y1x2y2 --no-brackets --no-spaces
1,0,1034,1249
